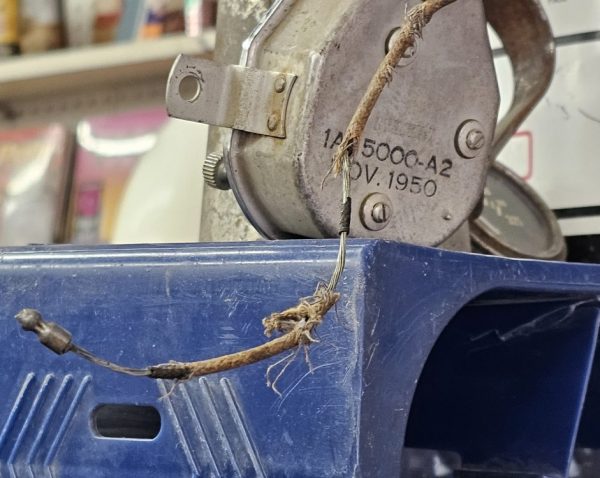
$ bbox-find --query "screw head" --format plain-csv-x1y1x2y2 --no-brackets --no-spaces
267,113,280,131
455,120,486,159
360,193,393,231
203,152,230,190
466,129,485,151
274,76,287,93
371,202,390,224
386,28,418,67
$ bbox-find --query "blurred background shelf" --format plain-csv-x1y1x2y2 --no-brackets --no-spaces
0,29,215,126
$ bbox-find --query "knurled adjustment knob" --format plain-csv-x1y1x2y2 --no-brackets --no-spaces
203,152,230,190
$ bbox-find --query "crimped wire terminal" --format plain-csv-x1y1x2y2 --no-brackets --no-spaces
16,308,72,355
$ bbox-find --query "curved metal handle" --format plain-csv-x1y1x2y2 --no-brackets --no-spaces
484,0,556,157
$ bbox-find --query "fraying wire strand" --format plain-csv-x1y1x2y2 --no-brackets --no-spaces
14,0,457,388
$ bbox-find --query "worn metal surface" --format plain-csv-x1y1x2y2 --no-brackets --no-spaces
472,162,566,261
203,151,229,190
470,0,563,259
439,222,472,252
195,0,555,251
455,120,486,160
483,0,555,157
167,56,296,138
198,0,268,242
220,0,499,245
360,193,393,232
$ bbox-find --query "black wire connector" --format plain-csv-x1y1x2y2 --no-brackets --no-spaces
15,308,150,377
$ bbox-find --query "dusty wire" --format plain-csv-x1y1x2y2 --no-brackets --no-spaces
328,154,351,292
71,344,151,377
15,0,457,385
331,0,458,175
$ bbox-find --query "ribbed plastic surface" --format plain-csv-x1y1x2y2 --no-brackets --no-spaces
0,240,600,477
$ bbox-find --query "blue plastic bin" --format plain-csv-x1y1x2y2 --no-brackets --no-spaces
1,240,600,477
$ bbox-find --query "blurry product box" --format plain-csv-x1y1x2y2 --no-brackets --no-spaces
117,0,148,41
94,0,123,43
141,0,184,38
70,108,168,244
62,0,123,47
19,0,63,53
0,125,72,246
184,0,217,37
0,0,19,56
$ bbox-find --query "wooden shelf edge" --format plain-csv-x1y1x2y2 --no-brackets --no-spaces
0,30,215,99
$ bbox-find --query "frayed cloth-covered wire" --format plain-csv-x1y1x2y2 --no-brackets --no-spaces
147,286,340,381
15,286,340,386
330,0,457,176
14,0,457,392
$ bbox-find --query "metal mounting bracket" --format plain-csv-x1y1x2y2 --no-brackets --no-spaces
166,55,296,138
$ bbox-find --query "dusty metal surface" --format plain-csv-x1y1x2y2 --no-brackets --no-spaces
483,0,555,157
198,0,269,242
214,0,499,245
191,0,556,252
471,0,563,259
472,162,566,261
203,151,229,190
167,57,296,138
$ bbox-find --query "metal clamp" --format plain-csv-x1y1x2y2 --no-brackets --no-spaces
483,0,555,157
166,55,297,138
